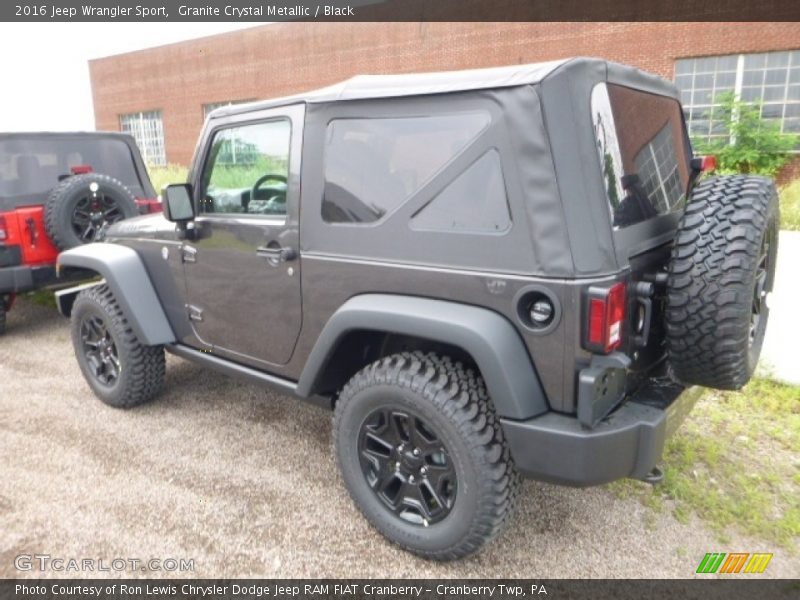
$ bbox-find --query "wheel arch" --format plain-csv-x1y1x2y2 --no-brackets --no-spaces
297,294,549,420
57,243,175,345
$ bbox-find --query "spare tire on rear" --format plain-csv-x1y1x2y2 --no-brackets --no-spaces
666,175,779,390
44,173,138,250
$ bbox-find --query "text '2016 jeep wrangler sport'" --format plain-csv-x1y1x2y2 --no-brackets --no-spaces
56,58,779,560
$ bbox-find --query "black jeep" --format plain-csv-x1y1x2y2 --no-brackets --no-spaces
0,132,158,333
56,58,779,560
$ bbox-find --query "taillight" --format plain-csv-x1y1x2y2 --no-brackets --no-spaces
585,282,627,354
0,215,7,241
701,155,717,171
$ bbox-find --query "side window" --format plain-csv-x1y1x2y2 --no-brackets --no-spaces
322,113,490,224
201,119,291,216
410,150,511,233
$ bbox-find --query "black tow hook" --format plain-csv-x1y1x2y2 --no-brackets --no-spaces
643,466,664,485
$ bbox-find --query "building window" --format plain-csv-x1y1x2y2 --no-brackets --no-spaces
119,110,166,166
675,50,800,146
203,99,255,119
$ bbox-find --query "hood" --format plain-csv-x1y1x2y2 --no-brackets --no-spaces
106,213,174,240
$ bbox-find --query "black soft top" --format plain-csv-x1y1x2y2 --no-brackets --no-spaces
209,57,679,118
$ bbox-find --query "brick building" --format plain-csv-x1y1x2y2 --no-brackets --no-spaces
90,22,800,170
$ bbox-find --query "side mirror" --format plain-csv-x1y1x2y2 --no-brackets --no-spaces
162,184,195,223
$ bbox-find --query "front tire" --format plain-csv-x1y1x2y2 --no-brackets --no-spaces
70,285,165,408
333,352,519,560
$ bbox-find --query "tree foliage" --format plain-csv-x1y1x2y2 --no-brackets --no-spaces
692,91,799,177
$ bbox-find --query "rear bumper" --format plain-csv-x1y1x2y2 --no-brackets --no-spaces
501,380,703,486
0,263,91,295
0,264,56,294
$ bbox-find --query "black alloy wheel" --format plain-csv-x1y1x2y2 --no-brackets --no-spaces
750,227,774,347
71,191,127,242
79,313,121,387
358,407,457,527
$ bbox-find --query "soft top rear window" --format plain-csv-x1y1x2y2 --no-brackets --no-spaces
0,136,147,201
591,83,691,229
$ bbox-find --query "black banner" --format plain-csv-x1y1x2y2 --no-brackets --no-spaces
2,0,800,22
3,579,800,600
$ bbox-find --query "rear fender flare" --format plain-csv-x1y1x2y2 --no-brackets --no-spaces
297,294,549,420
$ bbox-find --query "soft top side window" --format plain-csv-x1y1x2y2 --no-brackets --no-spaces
322,112,490,224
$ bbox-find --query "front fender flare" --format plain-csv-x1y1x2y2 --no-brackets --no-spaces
57,243,175,346
297,294,549,420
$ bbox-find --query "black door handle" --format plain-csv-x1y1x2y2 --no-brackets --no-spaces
256,245,297,262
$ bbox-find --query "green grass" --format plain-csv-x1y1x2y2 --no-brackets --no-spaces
147,164,189,195
608,378,800,550
780,180,800,231
26,290,56,309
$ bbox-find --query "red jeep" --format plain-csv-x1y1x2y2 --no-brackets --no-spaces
0,132,159,333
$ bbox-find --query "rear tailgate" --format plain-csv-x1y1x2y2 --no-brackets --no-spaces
10,206,60,265
590,82,693,377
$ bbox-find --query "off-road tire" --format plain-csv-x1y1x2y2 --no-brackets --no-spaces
333,351,520,560
666,175,779,390
70,285,165,408
44,173,138,250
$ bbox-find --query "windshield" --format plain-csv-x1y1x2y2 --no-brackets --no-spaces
591,83,692,229
0,136,148,202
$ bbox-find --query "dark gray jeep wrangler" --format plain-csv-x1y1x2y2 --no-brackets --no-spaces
57,58,779,560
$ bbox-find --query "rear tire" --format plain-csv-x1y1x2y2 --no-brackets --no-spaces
70,285,165,408
0,296,6,335
333,351,519,560
666,175,779,390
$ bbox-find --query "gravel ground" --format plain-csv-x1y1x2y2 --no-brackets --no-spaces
1,298,796,579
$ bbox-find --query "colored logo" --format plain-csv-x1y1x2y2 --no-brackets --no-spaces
696,552,773,574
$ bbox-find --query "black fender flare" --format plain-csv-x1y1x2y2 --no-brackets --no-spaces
297,294,549,420
57,243,175,346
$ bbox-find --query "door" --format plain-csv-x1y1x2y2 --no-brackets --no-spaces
183,106,303,367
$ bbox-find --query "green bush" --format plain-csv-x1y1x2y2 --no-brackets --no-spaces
692,92,799,178
147,164,189,196
780,180,800,231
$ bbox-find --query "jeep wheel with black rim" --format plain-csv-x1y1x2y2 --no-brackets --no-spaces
666,175,779,390
333,352,519,560
70,285,165,408
44,173,138,250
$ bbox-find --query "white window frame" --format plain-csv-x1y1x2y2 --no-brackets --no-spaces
119,110,166,166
